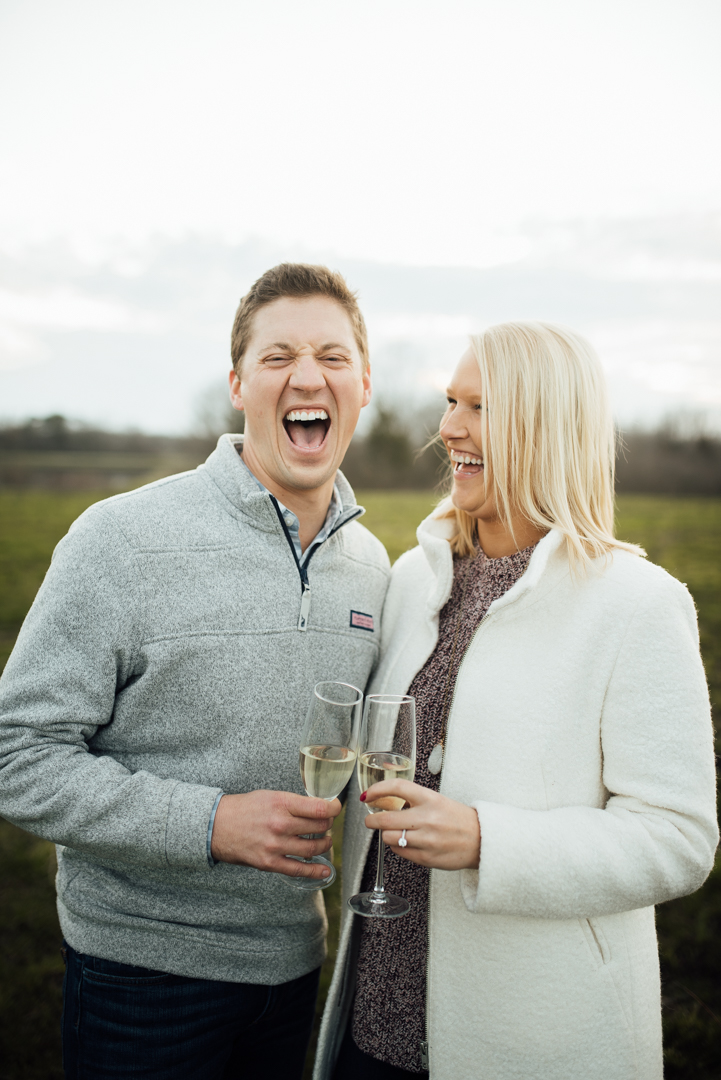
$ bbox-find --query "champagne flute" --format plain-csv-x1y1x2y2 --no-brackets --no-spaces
348,694,416,918
286,681,363,891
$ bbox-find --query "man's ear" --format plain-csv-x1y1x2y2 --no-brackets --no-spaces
229,369,245,412
361,364,372,409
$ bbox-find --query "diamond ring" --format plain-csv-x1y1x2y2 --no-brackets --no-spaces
398,829,408,848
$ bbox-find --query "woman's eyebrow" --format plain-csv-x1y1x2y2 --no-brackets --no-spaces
446,387,482,403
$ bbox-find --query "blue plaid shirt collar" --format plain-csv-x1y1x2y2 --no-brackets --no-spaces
238,455,344,568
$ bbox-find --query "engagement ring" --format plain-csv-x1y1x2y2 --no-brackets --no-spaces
398,829,408,848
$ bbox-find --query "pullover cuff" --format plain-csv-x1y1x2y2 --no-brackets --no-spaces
206,791,224,867
164,782,224,870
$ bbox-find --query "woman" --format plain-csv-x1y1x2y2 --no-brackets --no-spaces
314,322,718,1080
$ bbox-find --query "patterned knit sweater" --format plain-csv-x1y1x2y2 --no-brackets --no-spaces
350,541,536,1072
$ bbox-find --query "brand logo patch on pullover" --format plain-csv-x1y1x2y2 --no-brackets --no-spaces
350,610,374,632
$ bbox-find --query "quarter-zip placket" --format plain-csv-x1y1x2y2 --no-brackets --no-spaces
269,496,362,631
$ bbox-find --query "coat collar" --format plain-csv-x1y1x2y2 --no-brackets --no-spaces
416,513,565,617
200,433,362,533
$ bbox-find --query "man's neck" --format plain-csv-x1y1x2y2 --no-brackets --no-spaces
240,441,336,553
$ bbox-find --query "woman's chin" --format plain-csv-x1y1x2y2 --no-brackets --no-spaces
451,483,483,516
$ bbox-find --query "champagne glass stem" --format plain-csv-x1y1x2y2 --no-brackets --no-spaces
371,834,387,901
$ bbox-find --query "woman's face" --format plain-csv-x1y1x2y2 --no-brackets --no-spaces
440,348,497,522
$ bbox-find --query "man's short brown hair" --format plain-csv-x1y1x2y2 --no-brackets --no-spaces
230,263,369,375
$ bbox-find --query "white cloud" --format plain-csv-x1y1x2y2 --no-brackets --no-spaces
524,214,721,281
609,257,721,282
370,314,477,341
0,1,719,267
0,287,160,331
587,320,721,413
1,219,720,430
0,322,38,359
0,287,165,371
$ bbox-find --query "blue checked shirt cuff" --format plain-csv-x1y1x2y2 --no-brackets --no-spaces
206,791,224,867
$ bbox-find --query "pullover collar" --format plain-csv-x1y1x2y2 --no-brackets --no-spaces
200,433,364,538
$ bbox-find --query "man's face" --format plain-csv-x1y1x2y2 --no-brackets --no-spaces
229,296,371,496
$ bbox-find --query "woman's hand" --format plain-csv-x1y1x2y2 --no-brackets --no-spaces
361,780,481,871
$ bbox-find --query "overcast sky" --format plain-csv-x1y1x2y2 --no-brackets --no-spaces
1,0,720,431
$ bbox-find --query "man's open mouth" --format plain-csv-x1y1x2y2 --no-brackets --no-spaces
283,409,331,451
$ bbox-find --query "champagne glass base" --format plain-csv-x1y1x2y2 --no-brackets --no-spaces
347,891,410,918
284,855,336,891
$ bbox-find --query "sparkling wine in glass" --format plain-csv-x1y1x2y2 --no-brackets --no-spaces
348,694,416,918
287,681,363,891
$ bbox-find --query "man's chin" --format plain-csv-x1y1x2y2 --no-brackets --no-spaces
279,453,340,494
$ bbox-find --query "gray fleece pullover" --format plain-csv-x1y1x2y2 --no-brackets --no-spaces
0,435,390,984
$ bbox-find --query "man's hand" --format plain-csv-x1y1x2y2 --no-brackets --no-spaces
210,790,342,879
362,780,481,871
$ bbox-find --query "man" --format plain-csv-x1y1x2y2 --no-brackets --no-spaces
0,264,390,1079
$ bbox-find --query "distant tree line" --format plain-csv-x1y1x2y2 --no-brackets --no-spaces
344,409,721,495
615,427,721,496
341,405,446,490
2,410,721,495
0,415,213,456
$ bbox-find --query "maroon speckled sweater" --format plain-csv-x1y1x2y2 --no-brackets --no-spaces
350,541,536,1072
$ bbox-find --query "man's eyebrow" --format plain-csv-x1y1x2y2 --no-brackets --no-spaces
257,341,352,353
259,342,293,352
319,342,352,352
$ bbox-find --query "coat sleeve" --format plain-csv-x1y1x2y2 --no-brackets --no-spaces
0,506,222,871
460,574,719,918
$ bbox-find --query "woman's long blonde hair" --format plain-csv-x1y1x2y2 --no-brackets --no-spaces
437,321,645,567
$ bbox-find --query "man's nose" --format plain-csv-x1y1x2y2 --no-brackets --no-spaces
289,354,326,393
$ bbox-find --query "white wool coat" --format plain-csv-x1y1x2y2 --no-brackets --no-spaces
314,518,718,1080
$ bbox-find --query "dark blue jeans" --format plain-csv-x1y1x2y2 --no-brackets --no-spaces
61,943,320,1079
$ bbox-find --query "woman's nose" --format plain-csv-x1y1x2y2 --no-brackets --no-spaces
440,407,467,443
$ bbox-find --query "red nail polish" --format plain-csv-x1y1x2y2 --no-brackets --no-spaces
360,791,367,802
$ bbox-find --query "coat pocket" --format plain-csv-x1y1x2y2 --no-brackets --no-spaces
579,917,612,967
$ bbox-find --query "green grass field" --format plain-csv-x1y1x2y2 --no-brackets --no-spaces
0,489,719,1078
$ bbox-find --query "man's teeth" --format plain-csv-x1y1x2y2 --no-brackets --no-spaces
285,409,329,422
450,450,483,466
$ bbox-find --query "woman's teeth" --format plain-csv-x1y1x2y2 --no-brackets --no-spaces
450,450,483,468
285,409,329,422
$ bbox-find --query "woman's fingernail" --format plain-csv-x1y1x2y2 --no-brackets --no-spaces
322,868,330,877
360,791,367,802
